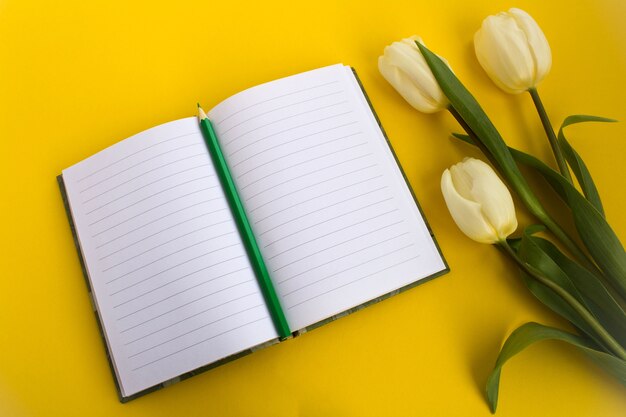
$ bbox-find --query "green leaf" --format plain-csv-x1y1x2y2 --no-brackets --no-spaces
557,115,616,217
416,42,543,216
452,132,472,144
500,145,626,300
420,42,598,270
565,183,626,299
518,229,605,347
532,237,626,348
486,322,626,413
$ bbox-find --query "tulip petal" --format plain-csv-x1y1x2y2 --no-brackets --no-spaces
509,8,552,86
384,42,444,112
378,36,449,113
457,158,518,241
441,169,499,243
378,55,436,113
475,13,536,93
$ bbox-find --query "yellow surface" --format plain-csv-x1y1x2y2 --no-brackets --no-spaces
0,0,625,415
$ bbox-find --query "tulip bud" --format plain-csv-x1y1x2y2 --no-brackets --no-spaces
441,158,517,244
378,36,449,113
474,8,552,94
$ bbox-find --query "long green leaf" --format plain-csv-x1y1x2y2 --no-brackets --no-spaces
455,127,626,300
558,115,616,217
416,43,543,216
486,322,626,413
508,147,626,299
518,229,607,348
533,237,626,348
420,42,598,270
565,183,626,297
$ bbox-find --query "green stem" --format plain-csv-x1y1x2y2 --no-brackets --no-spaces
448,106,596,272
499,241,626,360
528,88,573,183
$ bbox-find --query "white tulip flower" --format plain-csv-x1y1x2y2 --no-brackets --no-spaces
474,8,552,94
441,158,518,244
378,36,449,113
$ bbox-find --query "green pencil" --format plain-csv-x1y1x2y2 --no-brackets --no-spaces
197,104,291,340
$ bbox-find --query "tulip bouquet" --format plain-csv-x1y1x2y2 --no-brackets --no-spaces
379,8,626,413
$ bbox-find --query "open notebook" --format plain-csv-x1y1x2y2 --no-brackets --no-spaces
58,64,448,401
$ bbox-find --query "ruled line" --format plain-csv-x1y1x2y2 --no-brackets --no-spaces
76,131,198,183
102,230,235,273
268,211,401,262
127,305,265,359
231,121,360,169
258,186,388,238
124,297,262,345
79,145,204,193
85,175,213,216
286,254,420,309
87,186,217,227
264,197,393,248
249,164,376,215
119,288,256,332
273,223,405,273
240,143,368,192
108,240,240,285
220,90,344,135
213,80,340,125
228,113,355,158
115,268,251,317
96,206,226,254
278,234,410,286
224,101,349,146
82,163,210,205
245,154,374,201
236,131,363,180
98,216,228,264
92,197,221,241
130,317,268,371
254,174,384,224
109,251,244,297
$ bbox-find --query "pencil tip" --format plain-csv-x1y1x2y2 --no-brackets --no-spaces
197,102,201,108
197,105,208,122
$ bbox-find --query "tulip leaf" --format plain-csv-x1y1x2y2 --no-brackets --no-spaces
416,43,543,215
507,238,521,251
517,229,606,347
486,322,626,413
565,183,626,299
524,224,545,236
494,144,626,301
452,132,472,144
530,237,626,348
560,115,617,127
558,115,616,217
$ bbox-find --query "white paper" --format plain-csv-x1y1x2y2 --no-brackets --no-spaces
209,65,446,331
62,118,278,397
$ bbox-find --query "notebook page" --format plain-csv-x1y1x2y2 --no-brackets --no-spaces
208,65,446,331
62,118,277,397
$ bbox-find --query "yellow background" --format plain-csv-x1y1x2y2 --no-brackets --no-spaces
1,0,625,415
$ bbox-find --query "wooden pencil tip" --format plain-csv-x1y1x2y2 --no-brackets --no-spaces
197,105,208,122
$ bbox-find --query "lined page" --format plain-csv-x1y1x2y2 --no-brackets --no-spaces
209,65,446,331
62,118,277,398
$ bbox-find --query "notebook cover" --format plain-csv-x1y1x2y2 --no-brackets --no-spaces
293,68,449,335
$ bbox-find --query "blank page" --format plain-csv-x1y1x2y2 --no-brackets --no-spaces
208,65,446,331
62,118,277,398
